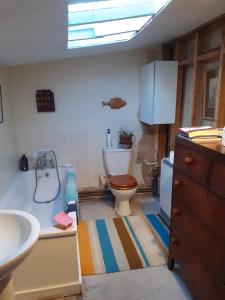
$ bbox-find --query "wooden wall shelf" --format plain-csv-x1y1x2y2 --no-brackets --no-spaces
197,47,221,62
161,13,225,151
178,48,221,66
178,58,194,66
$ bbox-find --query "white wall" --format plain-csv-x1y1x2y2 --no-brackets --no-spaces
0,66,18,197
9,50,148,189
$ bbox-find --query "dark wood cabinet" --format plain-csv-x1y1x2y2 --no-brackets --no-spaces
168,136,225,300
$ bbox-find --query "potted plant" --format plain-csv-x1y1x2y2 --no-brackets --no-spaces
118,128,135,148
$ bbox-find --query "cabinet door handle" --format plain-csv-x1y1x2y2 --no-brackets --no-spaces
172,208,182,216
171,237,180,245
184,156,193,165
174,179,182,187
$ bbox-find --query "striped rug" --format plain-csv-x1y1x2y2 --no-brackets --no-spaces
78,215,167,276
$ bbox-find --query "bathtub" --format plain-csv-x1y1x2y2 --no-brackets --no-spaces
0,166,82,300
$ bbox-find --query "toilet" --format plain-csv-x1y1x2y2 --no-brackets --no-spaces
103,146,137,216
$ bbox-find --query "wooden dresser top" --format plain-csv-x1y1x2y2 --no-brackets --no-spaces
176,136,225,157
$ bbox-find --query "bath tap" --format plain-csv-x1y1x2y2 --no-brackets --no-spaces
37,155,48,170
32,149,50,170
49,158,55,168
32,149,50,159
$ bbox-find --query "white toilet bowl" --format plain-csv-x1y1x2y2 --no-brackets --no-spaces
109,174,137,216
111,186,137,216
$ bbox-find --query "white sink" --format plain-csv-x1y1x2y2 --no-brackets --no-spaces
0,210,40,283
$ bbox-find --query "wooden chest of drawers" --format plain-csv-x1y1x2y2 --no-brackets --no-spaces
168,136,225,300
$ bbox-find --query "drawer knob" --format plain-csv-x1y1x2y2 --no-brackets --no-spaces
174,179,182,187
184,156,193,165
171,237,180,245
172,208,182,216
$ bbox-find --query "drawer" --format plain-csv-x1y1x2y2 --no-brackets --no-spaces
174,143,209,183
171,191,225,281
173,170,225,241
210,160,225,197
170,231,225,300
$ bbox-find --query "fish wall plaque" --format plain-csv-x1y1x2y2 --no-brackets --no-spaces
102,97,127,109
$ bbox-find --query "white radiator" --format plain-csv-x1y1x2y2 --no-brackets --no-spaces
160,157,174,220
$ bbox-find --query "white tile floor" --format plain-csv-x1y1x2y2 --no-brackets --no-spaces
79,194,159,221
79,198,116,220
54,296,80,300
82,266,192,300
76,195,193,300
53,195,192,300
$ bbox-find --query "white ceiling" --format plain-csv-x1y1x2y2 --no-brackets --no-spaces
0,0,224,66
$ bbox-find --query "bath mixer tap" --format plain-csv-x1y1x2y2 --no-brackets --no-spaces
37,154,48,170
32,149,50,170
32,149,50,159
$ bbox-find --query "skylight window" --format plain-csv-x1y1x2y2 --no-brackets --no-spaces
67,0,171,49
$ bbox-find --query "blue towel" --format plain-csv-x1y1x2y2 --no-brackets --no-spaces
64,172,78,211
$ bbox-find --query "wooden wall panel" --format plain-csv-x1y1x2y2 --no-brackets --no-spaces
215,29,225,127
170,65,184,150
162,14,225,150
158,125,168,163
191,33,204,126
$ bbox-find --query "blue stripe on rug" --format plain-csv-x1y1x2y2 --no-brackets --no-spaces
146,214,169,249
124,217,150,267
95,219,119,273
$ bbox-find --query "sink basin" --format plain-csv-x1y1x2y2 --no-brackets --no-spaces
0,210,40,281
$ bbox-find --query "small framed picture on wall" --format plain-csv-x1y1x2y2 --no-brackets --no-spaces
0,85,3,124
203,69,218,121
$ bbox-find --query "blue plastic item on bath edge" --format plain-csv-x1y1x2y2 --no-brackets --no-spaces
64,172,78,214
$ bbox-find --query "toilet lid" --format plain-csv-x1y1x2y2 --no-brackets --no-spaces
109,174,137,189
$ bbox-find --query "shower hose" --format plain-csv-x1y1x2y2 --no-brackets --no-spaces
33,150,61,204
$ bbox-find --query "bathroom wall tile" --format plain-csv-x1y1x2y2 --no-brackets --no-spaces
0,66,18,198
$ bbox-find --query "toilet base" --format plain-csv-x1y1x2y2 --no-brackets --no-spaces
111,186,137,217
115,198,131,217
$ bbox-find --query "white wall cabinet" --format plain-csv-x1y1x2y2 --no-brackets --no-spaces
139,61,178,125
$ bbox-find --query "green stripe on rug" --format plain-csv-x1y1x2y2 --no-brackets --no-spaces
78,215,167,276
